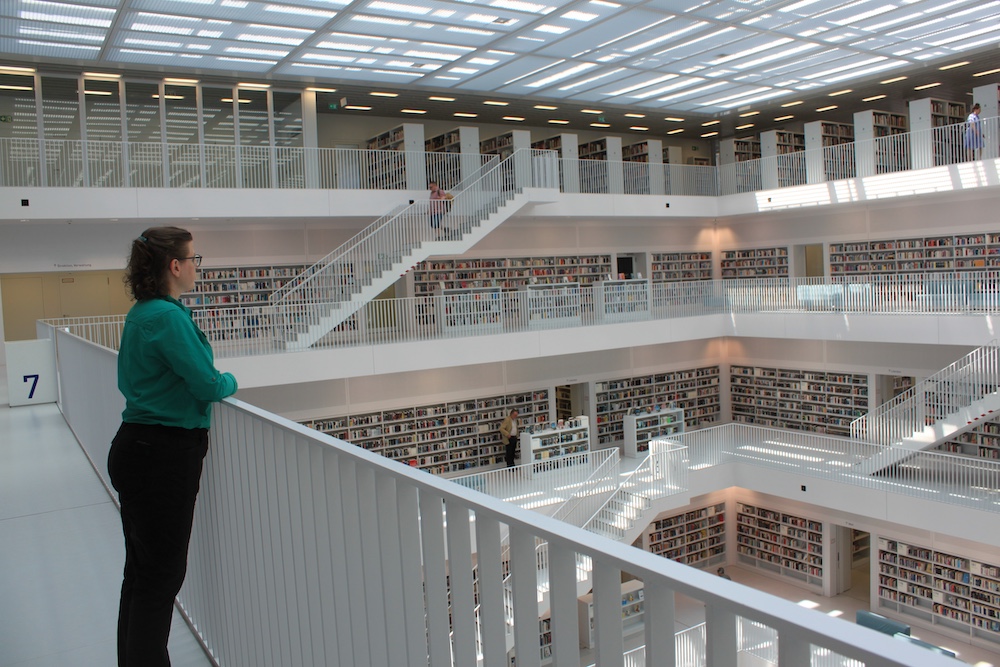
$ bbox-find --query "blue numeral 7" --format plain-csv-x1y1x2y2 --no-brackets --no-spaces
23,374,39,399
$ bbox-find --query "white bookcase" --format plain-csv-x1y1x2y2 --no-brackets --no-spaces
623,139,664,195
760,129,805,189
365,122,426,189
425,126,480,186
302,388,552,476
524,282,582,330
720,246,788,278
853,110,908,177
730,365,869,436
829,231,1000,275
650,251,713,282
578,136,623,194
441,287,504,335
519,415,589,469
411,254,612,295
938,418,1000,460
646,502,726,568
804,120,855,183
594,278,651,322
531,133,579,191
591,366,721,446
577,580,645,649
876,536,1000,646
908,97,967,168
973,83,1000,160
183,263,309,341
623,407,684,458
736,501,824,592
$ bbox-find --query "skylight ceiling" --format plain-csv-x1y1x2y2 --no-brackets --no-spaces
3,0,1000,113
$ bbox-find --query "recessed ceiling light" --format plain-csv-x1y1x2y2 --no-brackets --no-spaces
429,96,455,101
816,105,837,112
939,61,970,71
371,91,398,97
165,78,199,84
774,114,794,121
700,131,718,137
781,101,803,107
974,68,1000,77
630,126,649,131
880,76,906,84
739,111,759,117
401,108,426,113
484,100,509,106
581,109,603,114
534,104,558,110
862,94,886,102
84,72,121,79
344,105,373,110
454,112,478,117
625,113,645,118
306,87,337,93
914,82,941,90
591,122,610,127
664,116,685,122
84,90,114,96
0,84,33,91
0,65,36,74
828,89,852,97
238,82,270,88
549,119,569,124
667,128,684,134
503,116,525,121
701,120,720,126
735,123,754,130
222,98,253,103
152,94,185,100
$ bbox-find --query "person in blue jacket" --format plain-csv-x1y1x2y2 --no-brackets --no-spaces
108,226,237,667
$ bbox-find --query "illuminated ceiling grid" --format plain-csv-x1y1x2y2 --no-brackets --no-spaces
3,0,1000,113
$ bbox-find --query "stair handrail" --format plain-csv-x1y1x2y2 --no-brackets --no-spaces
580,441,689,541
269,148,554,307
850,340,1000,446
548,448,622,527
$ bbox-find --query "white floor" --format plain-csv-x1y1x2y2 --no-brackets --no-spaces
3,365,1000,667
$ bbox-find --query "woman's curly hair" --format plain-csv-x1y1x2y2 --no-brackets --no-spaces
123,226,193,301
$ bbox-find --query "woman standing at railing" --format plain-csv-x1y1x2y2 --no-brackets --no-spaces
107,226,238,667
965,103,983,161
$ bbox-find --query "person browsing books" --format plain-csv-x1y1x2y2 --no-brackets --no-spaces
500,409,519,467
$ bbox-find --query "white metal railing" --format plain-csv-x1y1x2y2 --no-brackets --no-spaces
3,116,996,196
47,327,970,667
269,149,556,347
450,448,619,511
850,340,1000,446
549,448,622,528
41,271,1000,359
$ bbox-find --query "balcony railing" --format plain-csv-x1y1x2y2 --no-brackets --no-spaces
49,325,963,667
41,271,1000,360
3,115,995,197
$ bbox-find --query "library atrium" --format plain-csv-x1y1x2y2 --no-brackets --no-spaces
3,1,1000,666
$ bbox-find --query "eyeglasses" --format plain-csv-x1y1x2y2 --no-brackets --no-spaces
177,254,203,267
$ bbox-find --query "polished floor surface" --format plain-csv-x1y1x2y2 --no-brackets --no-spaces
3,365,1000,666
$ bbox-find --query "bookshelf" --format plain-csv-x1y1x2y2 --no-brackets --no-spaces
853,529,870,563
555,385,572,420
720,246,789,278
760,129,805,188
876,536,1000,645
519,415,589,470
411,254,613,295
938,417,1000,460
804,120,855,183
828,232,1000,275
591,366,721,447
909,97,967,168
578,136,622,193
302,388,552,475
594,278,651,322
480,129,530,159
720,136,761,163
183,263,309,341
577,580,645,649
650,252,713,282
730,365,869,436
441,287,504,335
532,133,579,191
854,110,909,176
646,502,726,570
365,123,425,189
623,407,684,458
736,501,824,591
524,282,582,330
425,126,479,187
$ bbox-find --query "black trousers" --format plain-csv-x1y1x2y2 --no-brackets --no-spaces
505,435,517,467
107,422,209,667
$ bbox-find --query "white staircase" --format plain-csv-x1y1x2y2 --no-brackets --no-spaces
851,341,1000,475
270,150,558,350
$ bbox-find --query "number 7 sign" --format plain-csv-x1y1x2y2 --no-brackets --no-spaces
7,340,58,407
